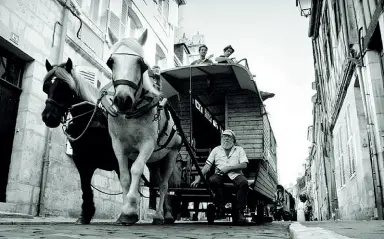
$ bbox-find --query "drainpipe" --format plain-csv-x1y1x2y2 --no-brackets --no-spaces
321,143,332,219
37,1,69,216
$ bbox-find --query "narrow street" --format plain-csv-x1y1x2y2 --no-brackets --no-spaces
0,222,291,239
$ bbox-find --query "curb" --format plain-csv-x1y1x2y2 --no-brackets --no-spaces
0,211,33,219
289,222,352,239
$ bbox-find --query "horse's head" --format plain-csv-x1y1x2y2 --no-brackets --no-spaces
107,29,160,113
41,58,78,128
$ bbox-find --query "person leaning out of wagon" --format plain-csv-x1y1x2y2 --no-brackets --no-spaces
215,45,235,64
273,185,285,221
190,129,249,223
149,65,161,91
190,45,214,65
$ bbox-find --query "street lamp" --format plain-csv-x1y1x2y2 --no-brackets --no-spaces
296,0,312,18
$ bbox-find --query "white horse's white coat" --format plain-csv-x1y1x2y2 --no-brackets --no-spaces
107,30,182,224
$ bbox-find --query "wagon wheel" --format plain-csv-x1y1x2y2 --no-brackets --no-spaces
207,204,215,224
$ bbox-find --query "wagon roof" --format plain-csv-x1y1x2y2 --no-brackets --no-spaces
160,63,265,126
161,63,263,99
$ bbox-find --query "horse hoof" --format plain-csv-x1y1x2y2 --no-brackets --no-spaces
115,214,139,226
152,218,164,225
75,217,91,225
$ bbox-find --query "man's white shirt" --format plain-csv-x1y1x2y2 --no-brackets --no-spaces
206,145,249,180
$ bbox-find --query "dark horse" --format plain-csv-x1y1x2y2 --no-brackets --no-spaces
41,58,179,224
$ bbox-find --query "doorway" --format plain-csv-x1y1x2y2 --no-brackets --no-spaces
0,49,24,202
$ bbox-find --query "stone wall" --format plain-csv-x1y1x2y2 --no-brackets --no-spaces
333,74,376,220
1,0,63,216
1,0,181,220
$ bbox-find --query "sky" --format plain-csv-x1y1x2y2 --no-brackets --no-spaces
180,0,316,187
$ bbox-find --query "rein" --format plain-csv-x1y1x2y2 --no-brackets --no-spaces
62,91,107,142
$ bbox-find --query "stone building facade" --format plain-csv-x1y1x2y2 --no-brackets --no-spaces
0,0,186,220
299,0,384,220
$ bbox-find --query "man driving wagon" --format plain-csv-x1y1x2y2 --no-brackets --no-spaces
191,129,249,223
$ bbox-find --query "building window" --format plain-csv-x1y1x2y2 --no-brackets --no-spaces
76,0,108,30
322,6,334,80
128,10,143,38
155,44,167,69
0,54,24,87
83,0,100,24
156,0,170,20
155,0,170,29
333,0,341,38
345,105,356,177
107,0,129,39
335,126,346,187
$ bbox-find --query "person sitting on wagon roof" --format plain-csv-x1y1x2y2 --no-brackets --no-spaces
191,129,249,223
215,45,235,64
190,45,213,65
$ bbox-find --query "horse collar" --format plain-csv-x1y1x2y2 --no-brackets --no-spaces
124,94,162,119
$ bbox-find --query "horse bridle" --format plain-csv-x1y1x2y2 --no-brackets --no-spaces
107,53,149,97
45,98,70,112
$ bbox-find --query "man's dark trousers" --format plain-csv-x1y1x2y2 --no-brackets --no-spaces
208,174,248,210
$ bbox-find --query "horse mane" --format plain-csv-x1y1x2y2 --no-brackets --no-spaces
43,64,99,104
142,70,161,96
111,38,161,97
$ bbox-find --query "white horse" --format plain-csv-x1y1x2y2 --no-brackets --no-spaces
107,29,182,225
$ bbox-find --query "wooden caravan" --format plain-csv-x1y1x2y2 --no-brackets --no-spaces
160,60,278,223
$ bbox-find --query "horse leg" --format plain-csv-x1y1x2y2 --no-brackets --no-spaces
76,165,96,225
153,150,178,225
123,142,155,225
111,143,132,225
163,157,182,224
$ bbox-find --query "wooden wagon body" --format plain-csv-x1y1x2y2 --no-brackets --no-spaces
158,61,278,223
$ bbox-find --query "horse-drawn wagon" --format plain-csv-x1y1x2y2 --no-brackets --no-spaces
40,30,278,225
157,60,279,224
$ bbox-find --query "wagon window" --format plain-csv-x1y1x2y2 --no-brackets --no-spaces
204,110,212,123
212,120,218,129
194,98,204,114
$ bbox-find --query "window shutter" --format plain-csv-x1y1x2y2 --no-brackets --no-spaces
120,0,129,38
108,0,129,39
108,11,121,39
346,105,356,176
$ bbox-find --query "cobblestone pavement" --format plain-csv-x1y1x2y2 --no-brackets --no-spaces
301,220,384,239
0,221,290,239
